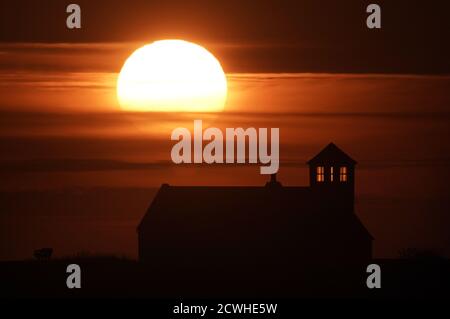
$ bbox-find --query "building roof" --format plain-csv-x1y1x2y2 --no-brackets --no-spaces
307,143,357,165
137,183,373,242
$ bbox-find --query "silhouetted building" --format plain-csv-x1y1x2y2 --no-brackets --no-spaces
137,143,373,272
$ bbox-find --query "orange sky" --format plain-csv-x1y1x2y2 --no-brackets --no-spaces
1,43,448,259
1,42,450,114
0,42,449,191
0,0,449,262
0,12,449,262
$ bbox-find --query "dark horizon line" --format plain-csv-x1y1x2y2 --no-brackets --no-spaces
1,157,449,174
1,109,450,118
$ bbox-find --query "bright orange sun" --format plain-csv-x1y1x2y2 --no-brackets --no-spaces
117,40,227,112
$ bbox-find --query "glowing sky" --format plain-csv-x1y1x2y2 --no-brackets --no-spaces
1,0,450,260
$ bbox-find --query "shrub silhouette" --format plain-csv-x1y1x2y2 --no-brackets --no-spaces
398,247,444,260
34,248,53,260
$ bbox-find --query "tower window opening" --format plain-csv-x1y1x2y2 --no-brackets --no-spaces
316,166,325,182
340,166,348,182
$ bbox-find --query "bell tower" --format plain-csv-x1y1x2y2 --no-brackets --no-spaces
307,143,357,213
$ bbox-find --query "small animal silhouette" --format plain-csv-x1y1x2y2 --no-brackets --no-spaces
34,248,53,260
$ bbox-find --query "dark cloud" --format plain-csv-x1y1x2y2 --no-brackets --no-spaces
1,0,450,73
2,156,448,174
0,158,171,173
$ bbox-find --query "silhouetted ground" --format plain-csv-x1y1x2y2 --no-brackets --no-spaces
0,257,449,298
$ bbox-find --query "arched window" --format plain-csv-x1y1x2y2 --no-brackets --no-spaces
339,166,347,182
316,166,325,182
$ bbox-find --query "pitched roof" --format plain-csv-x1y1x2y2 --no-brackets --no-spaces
307,143,357,165
138,184,311,231
137,184,373,242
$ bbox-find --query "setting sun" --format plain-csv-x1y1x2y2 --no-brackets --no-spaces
117,40,227,112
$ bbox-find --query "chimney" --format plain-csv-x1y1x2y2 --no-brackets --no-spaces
271,173,277,183
266,173,282,188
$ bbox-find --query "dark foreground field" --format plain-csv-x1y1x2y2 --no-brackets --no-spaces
0,257,449,299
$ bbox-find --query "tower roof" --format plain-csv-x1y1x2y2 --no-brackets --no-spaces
307,143,357,165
